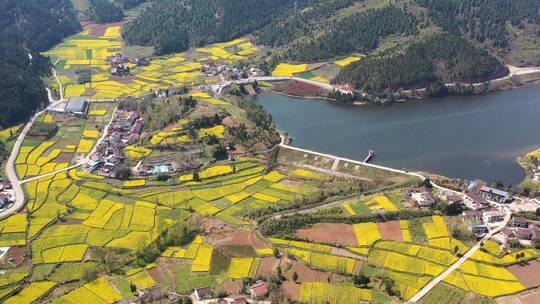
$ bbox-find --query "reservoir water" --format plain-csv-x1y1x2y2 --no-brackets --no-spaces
253,85,540,186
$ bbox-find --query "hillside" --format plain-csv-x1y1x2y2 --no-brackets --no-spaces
71,0,146,23
123,0,540,92
0,0,80,128
123,0,305,55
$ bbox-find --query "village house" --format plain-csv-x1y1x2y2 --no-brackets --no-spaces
464,182,490,210
462,209,483,221
472,224,488,237
193,287,213,301
501,216,540,243
482,209,505,224
64,97,89,116
407,186,436,207
479,185,512,203
249,281,268,299
438,190,463,205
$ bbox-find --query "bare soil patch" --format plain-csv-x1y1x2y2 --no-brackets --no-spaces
222,280,242,295
86,22,124,37
59,218,83,225
378,220,404,242
508,260,540,288
285,259,344,283
520,289,540,304
147,267,165,285
55,152,74,163
281,281,300,302
8,246,27,265
83,88,97,97
257,257,280,279
297,223,358,246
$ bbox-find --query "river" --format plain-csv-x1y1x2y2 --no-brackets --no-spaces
252,85,540,186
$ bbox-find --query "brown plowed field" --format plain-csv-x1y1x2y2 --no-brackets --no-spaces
508,260,540,288
297,223,358,246
378,220,403,242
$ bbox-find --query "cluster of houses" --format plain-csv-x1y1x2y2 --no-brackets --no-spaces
502,216,540,244
110,53,131,76
0,181,13,209
86,110,142,177
464,181,513,210
192,281,269,304
202,62,264,80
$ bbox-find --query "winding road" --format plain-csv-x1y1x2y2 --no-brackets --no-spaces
1,90,65,220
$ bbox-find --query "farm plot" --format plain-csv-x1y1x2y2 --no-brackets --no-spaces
297,223,358,247
4,281,56,304
53,277,122,304
126,268,157,289
287,248,357,274
0,214,28,246
352,222,381,246
227,257,255,279
15,140,70,179
269,238,332,253
299,282,371,304
272,63,308,77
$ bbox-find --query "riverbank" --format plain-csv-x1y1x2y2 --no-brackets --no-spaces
259,65,540,105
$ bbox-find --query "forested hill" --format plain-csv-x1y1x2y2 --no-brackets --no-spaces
123,0,539,92
123,0,308,55
0,0,80,128
333,33,509,93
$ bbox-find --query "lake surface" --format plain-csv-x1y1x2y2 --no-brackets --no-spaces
253,85,540,186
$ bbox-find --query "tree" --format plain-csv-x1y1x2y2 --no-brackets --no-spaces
425,81,449,98
82,266,98,282
212,144,228,160
353,274,370,287
382,278,399,297
193,170,200,182
116,168,133,180
292,272,299,283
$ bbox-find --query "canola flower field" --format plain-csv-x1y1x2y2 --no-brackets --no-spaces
43,24,261,101
1,18,536,304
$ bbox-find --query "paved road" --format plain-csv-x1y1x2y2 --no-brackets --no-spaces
211,76,352,97
1,90,65,220
406,208,512,303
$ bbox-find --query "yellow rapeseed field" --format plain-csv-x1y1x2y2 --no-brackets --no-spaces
76,139,95,153
272,63,308,77
291,168,322,179
83,130,99,138
299,282,372,304
199,165,233,179
334,56,363,67
198,125,225,139
288,248,356,274
123,179,146,187
126,268,157,289
227,257,254,279
191,244,213,272
352,222,381,246
4,281,57,304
